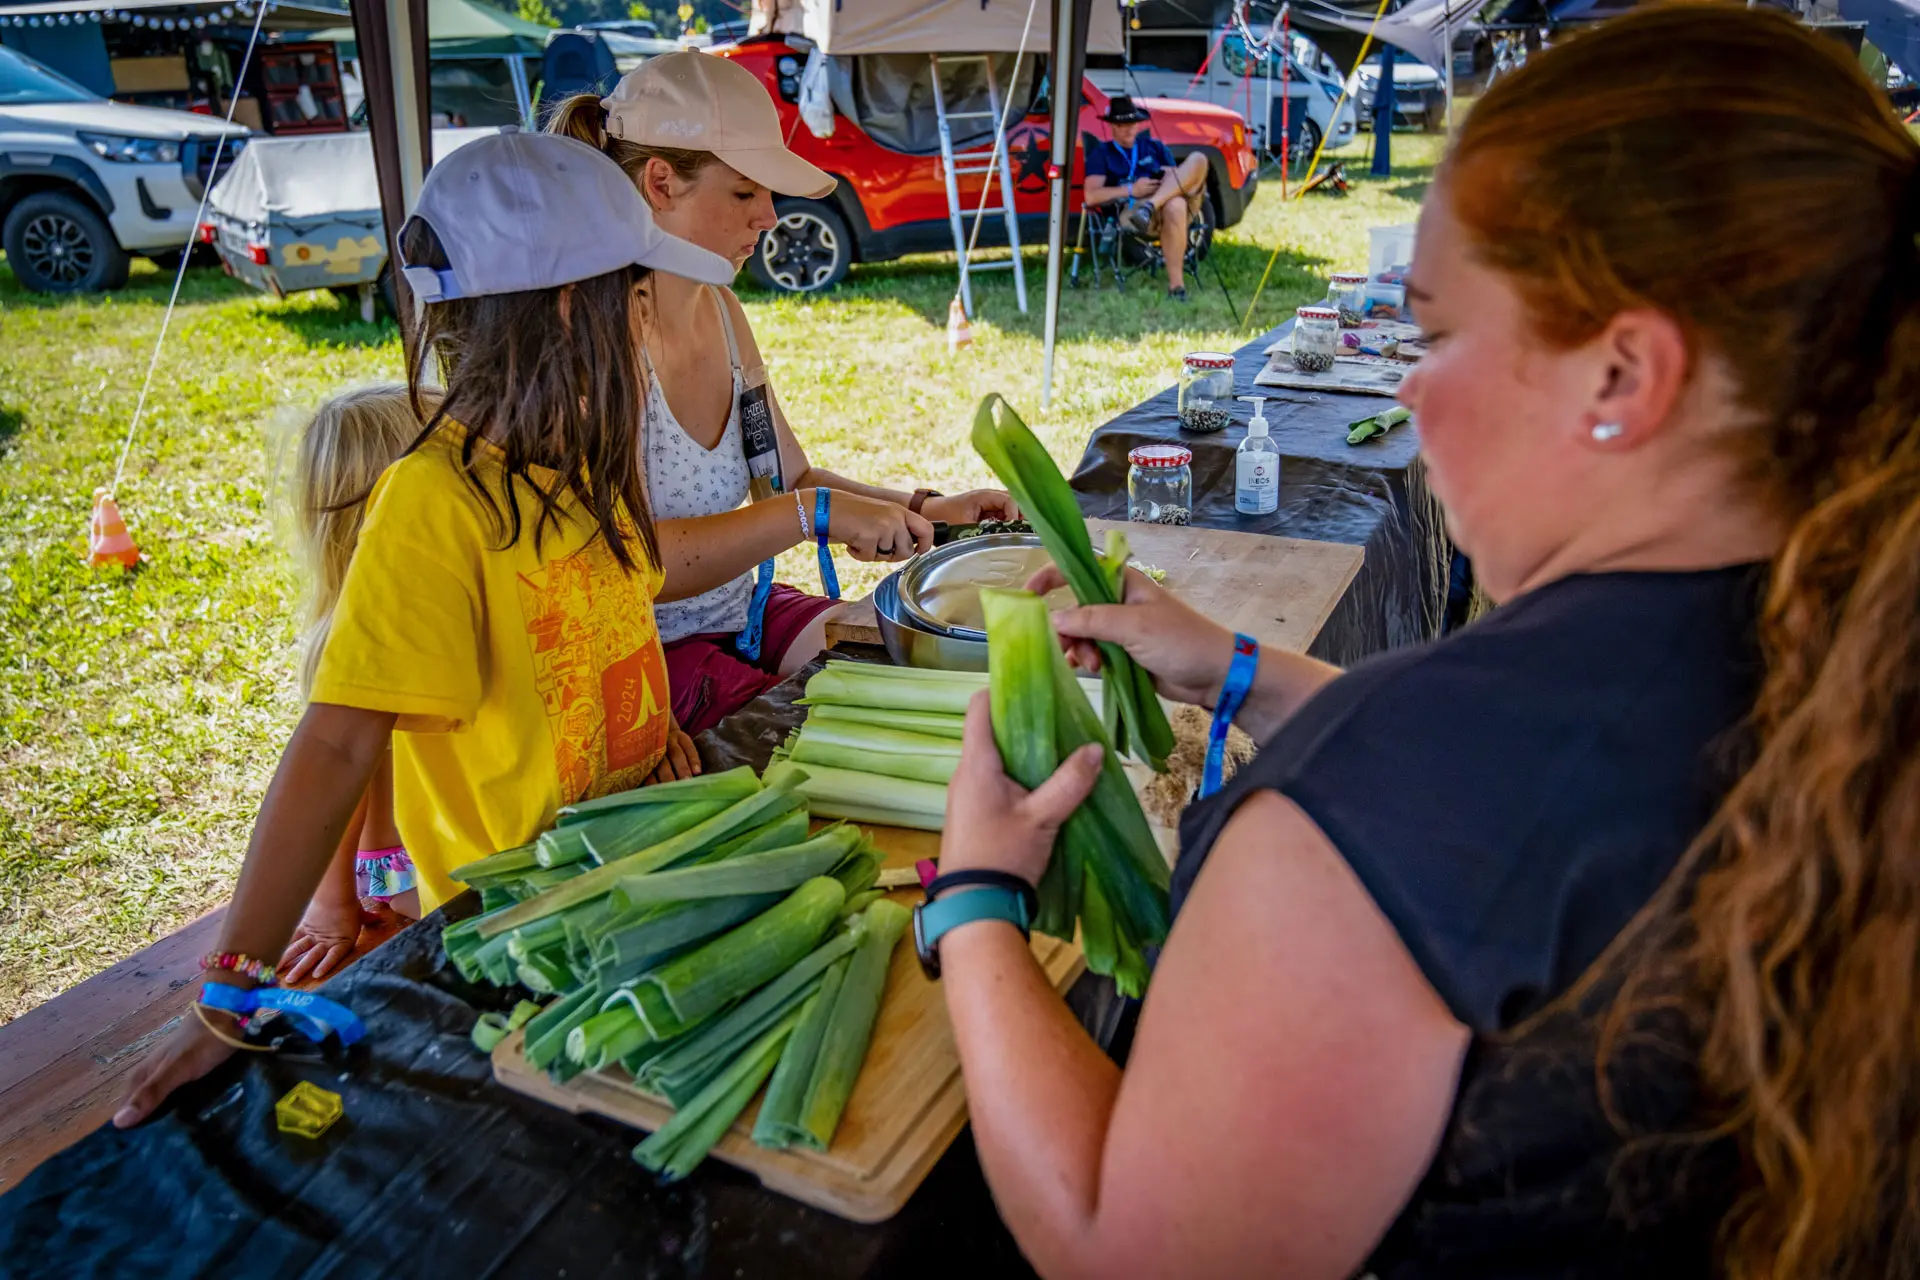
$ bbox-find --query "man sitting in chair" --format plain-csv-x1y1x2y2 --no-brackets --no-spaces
1083,95,1210,301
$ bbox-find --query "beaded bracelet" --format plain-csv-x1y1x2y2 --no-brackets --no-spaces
794,488,811,542
201,950,278,986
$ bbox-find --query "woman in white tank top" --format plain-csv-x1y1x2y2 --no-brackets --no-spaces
550,54,1016,735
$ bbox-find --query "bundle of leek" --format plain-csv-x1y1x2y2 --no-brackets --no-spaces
971,394,1174,771
982,587,1170,996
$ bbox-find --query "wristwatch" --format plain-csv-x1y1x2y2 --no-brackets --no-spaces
909,488,941,515
913,870,1035,980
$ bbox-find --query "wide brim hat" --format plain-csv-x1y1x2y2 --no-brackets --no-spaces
1099,95,1152,125
603,50,836,200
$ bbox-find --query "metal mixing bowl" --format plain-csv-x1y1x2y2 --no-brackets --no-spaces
897,533,1059,642
875,569,988,671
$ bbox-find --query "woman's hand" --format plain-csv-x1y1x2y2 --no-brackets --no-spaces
817,490,934,563
1029,564,1239,709
938,692,1105,887
650,718,702,784
280,891,362,984
113,999,240,1129
922,490,1021,525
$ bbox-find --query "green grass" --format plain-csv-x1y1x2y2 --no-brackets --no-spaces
0,134,1439,1022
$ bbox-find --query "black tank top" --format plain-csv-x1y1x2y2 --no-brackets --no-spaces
1174,567,1765,1277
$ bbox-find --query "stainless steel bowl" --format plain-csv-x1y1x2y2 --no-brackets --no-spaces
876,569,988,671
897,534,1060,642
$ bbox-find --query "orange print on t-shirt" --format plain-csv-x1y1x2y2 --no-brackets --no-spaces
519,539,669,801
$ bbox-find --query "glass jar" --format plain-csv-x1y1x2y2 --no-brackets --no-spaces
1326,272,1369,327
1291,305,1340,373
1177,351,1235,434
1128,444,1194,526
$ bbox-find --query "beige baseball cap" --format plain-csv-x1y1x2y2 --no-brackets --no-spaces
602,51,836,200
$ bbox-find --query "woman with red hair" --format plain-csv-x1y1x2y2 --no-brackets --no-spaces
930,7,1920,1276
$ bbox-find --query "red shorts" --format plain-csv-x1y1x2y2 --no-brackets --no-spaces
664,584,841,734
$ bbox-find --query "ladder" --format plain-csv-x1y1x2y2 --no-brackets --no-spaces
929,53,1028,317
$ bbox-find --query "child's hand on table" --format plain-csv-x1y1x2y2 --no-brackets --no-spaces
649,717,702,784
280,891,363,984
112,993,240,1129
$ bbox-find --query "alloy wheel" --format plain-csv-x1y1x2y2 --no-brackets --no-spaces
20,211,94,287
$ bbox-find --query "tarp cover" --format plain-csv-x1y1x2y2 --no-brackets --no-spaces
751,0,1123,55
839,51,1036,153
208,126,498,225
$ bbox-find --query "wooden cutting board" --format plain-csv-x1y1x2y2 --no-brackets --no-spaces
492,825,1084,1223
826,520,1362,656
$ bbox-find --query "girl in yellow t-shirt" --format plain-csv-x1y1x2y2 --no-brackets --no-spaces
114,131,738,1128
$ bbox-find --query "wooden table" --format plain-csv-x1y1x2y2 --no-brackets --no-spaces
0,910,397,1193
828,520,1364,656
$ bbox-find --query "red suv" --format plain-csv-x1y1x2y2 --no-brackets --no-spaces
710,38,1259,293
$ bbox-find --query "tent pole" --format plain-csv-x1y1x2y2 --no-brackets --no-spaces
507,53,534,128
1040,0,1092,410
387,0,428,213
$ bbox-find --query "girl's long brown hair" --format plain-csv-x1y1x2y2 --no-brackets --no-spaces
397,216,659,572
1451,7,1920,1275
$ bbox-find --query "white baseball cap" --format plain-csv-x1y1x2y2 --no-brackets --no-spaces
396,129,736,301
602,51,836,199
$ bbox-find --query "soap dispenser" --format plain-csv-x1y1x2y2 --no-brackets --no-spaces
1235,396,1280,516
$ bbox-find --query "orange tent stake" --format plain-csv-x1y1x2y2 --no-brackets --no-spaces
87,488,140,569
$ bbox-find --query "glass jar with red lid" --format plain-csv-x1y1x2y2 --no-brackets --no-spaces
1178,351,1236,433
1291,305,1341,372
1128,443,1193,526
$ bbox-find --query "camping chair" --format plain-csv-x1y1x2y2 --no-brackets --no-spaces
1069,193,1236,314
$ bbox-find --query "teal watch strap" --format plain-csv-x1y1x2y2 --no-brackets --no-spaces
914,886,1031,979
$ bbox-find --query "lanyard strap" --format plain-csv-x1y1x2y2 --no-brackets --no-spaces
738,558,776,661
1201,633,1259,799
199,981,368,1047
815,488,841,600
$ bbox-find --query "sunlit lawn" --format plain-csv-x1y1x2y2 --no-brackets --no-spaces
0,132,1441,1021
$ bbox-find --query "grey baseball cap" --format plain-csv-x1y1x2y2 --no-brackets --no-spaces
396,129,735,301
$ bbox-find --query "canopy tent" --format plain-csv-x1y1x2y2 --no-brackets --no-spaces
314,0,547,58
1289,0,1477,73
1837,0,1920,71
348,0,1108,402
748,0,1121,54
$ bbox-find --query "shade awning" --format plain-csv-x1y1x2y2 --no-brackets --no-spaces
0,0,348,22
312,0,546,56
750,0,1122,55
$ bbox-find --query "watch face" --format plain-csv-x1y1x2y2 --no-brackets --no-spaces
912,902,942,981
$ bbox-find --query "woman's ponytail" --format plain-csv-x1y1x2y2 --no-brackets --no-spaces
545,92,610,150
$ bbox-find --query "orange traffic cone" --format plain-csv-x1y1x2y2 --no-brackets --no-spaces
946,296,973,352
88,487,140,569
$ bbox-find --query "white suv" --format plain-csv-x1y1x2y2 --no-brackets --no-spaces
1,45,247,293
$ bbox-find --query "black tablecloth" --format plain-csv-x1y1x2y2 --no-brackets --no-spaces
1071,325,1452,665
0,662,1125,1280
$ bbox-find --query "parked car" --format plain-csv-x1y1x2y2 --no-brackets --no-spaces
1350,49,1447,132
703,39,1259,294
1090,26,1357,173
580,17,662,39
0,45,248,293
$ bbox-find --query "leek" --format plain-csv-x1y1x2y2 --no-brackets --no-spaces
525,983,602,1071
607,826,864,913
971,393,1173,770
801,664,981,716
590,894,782,987
983,588,1068,932
612,876,847,1040
450,843,540,886
558,766,761,826
752,958,849,1149
475,773,809,939
795,899,910,1149
764,759,948,832
536,824,595,869
806,703,967,740
639,930,860,1106
787,722,961,786
578,799,732,866
632,1012,797,1182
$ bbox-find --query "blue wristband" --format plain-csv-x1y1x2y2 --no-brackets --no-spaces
1200,633,1259,799
737,558,776,661
815,487,841,600
199,981,367,1047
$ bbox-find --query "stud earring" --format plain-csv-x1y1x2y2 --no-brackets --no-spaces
1591,422,1624,442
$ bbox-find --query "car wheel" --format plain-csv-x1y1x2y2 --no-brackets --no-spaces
1421,105,1446,133
3,192,130,294
1192,190,1217,263
748,200,851,294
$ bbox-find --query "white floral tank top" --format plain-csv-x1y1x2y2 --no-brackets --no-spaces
644,287,754,644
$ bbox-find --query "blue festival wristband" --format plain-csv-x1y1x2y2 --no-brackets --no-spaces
815,487,841,600
199,981,367,1047
737,558,776,661
1200,633,1259,799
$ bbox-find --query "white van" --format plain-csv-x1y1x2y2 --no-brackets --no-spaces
1088,26,1357,173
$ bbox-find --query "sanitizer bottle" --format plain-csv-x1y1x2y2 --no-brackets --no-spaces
1235,396,1280,516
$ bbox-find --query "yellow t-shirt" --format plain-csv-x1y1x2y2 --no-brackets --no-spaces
311,427,671,912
